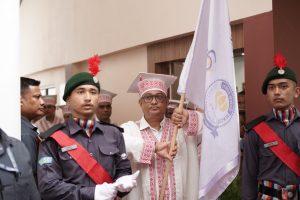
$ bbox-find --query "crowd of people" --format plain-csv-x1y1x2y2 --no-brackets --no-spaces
2,59,203,200
1,53,300,200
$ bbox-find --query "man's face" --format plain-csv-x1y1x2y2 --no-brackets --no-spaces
266,78,300,110
44,104,56,117
67,85,99,120
139,90,168,120
96,102,112,122
21,86,45,121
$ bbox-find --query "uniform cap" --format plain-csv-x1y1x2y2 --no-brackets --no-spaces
63,72,100,101
127,72,177,96
99,89,117,104
63,55,101,101
261,53,297,94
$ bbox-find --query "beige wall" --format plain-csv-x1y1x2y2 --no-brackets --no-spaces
228,0,271,21
98,46,147,124
28,66,66,105
28,46,147,124
20,0,272,75
75,46,148,124
22,0,272,124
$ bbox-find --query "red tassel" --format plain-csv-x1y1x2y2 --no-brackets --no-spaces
88,54,101,76
274,53,287,70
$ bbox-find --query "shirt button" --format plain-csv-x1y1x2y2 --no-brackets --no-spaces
121,153,128,160
288,191,294,198
90,153,94,157
88,139,92,143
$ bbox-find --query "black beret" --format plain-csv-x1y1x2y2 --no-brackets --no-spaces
261,67,297,94
63,72,100,101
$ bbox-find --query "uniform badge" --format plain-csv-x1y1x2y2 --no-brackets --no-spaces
278,69,285,75
121,153,128,160
61,144,77,152
274,53,287,75
38,156,53,166
93,76,99,83
264,141,278,148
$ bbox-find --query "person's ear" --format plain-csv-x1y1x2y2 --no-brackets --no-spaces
66,97,70,106
294,86,300,98
20,96,24,107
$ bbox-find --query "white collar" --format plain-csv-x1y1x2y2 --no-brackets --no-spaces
139,116,166,131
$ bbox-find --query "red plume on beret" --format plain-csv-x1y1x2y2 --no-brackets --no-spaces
274,52,287,70
88,54,101,76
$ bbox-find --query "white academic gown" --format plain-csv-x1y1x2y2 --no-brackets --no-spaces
121,111,202,200
35,115,64,133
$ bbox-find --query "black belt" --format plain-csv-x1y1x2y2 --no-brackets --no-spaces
259,184,299,200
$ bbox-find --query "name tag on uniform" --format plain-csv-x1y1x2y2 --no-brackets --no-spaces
264,141,278,148
61,144,77,152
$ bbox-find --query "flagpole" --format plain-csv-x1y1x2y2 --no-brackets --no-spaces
159,93,185,200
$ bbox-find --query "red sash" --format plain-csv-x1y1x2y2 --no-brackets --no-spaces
51,130,113,184
254,122,300,176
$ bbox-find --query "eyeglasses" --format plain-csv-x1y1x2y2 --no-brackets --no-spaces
44,105,56,109
141,94,167,103
98,105,112,109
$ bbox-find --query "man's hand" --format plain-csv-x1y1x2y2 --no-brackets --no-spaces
171,108,189,128
155,141,177,161
94,182,117,200
114,171,140,192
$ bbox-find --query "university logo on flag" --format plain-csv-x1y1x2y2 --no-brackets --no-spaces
204,79,236,137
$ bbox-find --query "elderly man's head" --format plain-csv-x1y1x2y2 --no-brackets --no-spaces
128,73,177,121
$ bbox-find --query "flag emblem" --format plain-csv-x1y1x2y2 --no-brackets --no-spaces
204,79,235,136
206,50,216,70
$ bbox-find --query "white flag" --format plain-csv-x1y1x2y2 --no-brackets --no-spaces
178,0,240,199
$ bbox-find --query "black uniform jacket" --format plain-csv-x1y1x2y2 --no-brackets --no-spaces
21,117,39,180
0,128,40,200
242,110,300,200
37,118,132,200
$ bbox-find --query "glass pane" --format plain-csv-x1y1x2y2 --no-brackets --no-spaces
41,89,46,96
170,61,184,100
47,87,57,95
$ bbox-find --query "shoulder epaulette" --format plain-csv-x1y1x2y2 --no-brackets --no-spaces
244,115,266,132
98,121,124,133
38,123,65,142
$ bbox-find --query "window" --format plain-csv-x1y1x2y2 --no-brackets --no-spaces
155,60,184,101
41,87,57,96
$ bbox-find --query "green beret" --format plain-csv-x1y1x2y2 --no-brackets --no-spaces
63,72,100,101
261,67,297,94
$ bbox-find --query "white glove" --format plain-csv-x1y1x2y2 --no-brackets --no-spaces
94,182,117,200
114,170,140,192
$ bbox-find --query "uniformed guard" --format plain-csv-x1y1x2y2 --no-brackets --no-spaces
37,55,138,200
0,128,40,200
96,89,117,123
20,77,45,182
242,53,300,200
